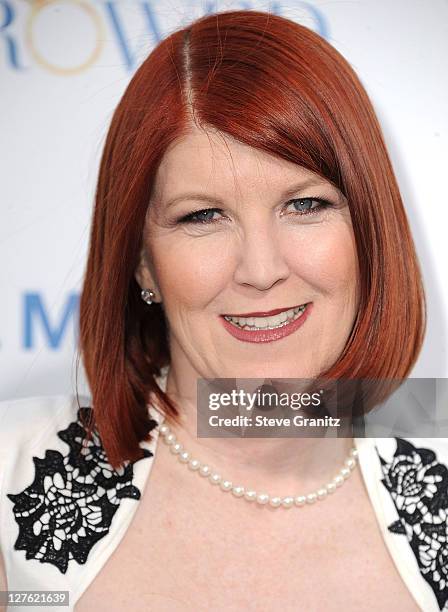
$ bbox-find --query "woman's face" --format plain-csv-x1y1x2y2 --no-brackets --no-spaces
136,126,360,380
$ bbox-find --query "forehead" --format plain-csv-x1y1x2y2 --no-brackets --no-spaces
152,126,331,199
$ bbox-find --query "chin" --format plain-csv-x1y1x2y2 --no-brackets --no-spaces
223,364,318,380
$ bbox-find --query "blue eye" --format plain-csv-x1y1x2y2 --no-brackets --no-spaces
286,197,330,215
179,208,223,224
177,197,332,225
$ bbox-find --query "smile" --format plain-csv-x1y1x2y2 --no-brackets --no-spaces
220,303,312,343
224,304,306,330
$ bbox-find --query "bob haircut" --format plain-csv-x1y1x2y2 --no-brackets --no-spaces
77,9,426,469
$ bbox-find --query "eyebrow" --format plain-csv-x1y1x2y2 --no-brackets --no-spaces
162,177,334,209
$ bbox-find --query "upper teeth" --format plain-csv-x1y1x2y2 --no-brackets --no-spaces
224,305,306,330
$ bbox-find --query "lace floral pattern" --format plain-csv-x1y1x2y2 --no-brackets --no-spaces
377,438,448,610
7,407,156,574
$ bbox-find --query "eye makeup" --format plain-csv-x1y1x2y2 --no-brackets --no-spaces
176,196,334,225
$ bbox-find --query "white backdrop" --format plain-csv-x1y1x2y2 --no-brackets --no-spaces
1,0,447,401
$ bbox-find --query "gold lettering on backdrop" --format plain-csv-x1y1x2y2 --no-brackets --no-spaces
26,0,104,75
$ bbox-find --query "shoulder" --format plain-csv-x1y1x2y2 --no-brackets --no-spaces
373,436,448,466
0,393,87,430
372,437,448,610
0,394,91,457
372,437,448,500
0,394,154,578
0,394,95,513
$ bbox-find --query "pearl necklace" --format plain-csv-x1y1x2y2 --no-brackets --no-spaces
158,422,359,509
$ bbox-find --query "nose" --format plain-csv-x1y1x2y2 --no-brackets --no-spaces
233,221,290,291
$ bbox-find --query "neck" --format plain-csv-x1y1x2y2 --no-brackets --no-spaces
153,367,354,497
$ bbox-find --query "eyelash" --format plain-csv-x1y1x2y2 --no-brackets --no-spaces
177,197,332,225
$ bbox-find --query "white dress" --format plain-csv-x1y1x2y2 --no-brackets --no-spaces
0,369,447,611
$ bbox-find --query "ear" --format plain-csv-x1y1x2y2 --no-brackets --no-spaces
134,248,160,301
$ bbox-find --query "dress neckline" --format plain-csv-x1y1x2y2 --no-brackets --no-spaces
73,368,435,611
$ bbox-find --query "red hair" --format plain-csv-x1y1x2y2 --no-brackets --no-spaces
77,10,426,469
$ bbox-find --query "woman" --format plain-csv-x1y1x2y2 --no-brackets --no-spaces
0,9,443,612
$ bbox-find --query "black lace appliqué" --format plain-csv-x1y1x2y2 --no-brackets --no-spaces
7,407,156,574
377,438,448,610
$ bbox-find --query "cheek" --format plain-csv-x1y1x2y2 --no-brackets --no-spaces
150,236,231,308
148,221,359,312
285,224,359,298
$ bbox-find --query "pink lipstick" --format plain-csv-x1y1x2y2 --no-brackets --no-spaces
220,303,312,343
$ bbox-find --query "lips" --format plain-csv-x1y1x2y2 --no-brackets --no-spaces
222,303,307,318
221,302,312,343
